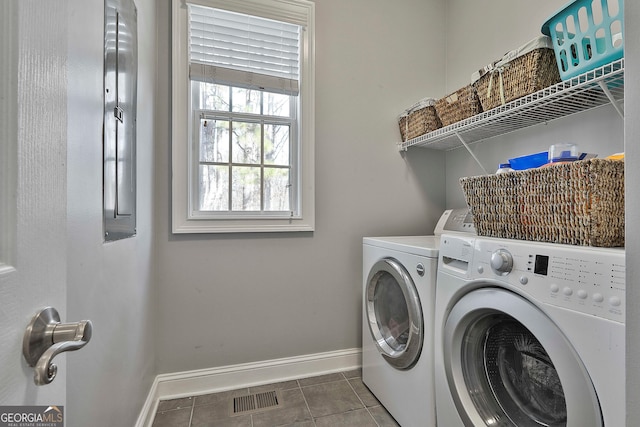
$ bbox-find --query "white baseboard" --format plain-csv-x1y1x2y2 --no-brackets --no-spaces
135,348,362,427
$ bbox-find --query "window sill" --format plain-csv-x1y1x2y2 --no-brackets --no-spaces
171,217,314,234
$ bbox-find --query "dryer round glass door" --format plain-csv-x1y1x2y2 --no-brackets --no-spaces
443,288,602,427
366,257,423,370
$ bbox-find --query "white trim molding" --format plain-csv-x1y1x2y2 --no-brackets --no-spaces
135,348,361,427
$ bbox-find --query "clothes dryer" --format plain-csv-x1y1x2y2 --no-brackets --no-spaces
362,209,474,427
434,234,625,427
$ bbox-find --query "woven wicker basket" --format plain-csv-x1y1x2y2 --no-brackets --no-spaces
460,159,624,247
435,85,482,127
398,99,441,142
473,48,560,111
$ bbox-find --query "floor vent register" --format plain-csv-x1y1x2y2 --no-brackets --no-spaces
231,390,280,415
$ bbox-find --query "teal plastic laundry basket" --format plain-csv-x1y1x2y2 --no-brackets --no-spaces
541,0,624,80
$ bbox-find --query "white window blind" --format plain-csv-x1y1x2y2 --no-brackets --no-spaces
189,4,301,95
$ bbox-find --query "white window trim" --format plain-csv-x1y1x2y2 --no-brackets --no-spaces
171,0,315,233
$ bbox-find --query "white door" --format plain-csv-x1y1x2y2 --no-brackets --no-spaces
0,0,69,407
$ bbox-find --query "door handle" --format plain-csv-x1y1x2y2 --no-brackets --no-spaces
22,307,92,385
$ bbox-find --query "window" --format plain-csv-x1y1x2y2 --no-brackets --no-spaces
193,84,294,214
172,0,315,233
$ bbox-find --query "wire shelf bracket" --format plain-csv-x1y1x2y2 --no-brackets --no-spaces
455,131,488,174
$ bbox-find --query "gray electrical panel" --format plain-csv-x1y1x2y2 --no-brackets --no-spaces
103,0,137,241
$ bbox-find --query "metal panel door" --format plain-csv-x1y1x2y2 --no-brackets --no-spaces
104,0,137,241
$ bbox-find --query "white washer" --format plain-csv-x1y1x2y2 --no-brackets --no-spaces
362,209,474,427
434,234,625,427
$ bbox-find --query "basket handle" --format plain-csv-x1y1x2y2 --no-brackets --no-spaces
487,67,506,106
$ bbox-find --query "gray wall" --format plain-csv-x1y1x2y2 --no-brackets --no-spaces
626,0,640,424
155,0,447,373
444,0,568,93
66,0,157,426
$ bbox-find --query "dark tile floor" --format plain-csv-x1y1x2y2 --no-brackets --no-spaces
151,370,400,427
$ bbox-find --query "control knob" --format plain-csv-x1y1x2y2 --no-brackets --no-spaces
490,249,513,275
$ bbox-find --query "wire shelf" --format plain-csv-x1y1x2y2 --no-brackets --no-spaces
398,59,624,151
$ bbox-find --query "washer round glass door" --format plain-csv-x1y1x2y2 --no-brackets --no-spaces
443,288,602,427
366,257,423,370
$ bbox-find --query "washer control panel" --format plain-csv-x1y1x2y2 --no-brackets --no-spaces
473,237,625,323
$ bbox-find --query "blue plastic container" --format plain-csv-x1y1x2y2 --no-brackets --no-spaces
508,152,549,170
541,0,624,80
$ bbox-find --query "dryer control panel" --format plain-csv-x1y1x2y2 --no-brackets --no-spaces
434,208,476,235
472,237,625,323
